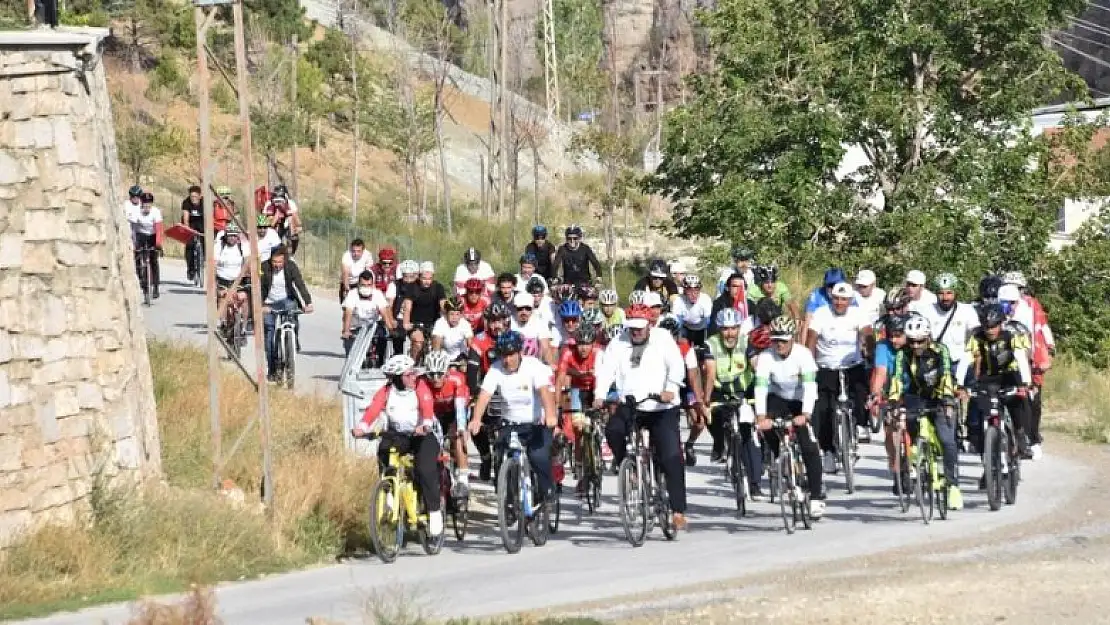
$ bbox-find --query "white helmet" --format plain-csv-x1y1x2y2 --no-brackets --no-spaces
599,289,619,306
382,354,415,376
904,314,931,341
1002,271,1027,289
628,290,646,306
399,259,419,275
424,350,451,375
997,284,1022,302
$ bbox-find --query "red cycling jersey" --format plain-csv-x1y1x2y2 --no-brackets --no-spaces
432,370,470,414
471,332,497,375
557,344,601,391
460,298,488,333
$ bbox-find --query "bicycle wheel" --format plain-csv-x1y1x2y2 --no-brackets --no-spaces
763,444,778,503
838,409,855,494
936,453,949,521
983,426,1003,511
193,247,204,289
795,447,813,530
729,433,747,517
777,451,796,535
283,329,296,389
915,440,932,525
657,467,676,541
496,456,525,554
582,436,599,514
420,496,446,555
617,458,647,547
368,478,401,564
141,258,152,307
893,428,910,513
1003,428,1019,505
531,476,551,547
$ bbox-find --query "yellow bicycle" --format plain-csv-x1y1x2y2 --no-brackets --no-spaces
361,432,445,564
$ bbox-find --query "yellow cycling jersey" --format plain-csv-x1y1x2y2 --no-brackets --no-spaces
964,328,1030,377
888,341,955,402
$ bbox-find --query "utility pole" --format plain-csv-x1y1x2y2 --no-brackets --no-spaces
497,0,508,219
485,0,503,218
541,0,560,120
348,0,360,223
290,33,299,199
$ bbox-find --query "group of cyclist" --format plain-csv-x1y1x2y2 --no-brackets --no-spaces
345,226,1056,539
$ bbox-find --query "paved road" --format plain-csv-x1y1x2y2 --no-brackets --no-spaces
15,260,1091,625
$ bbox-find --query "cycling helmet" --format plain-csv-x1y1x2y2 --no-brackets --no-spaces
273,184,289,197
215,185,232,197
128,185,143,197
605,324,624,342
752,265,771,285
823,267,846,287
444,296,464,312
749,328,772,351
935,273,958,291
565,224,583,238
526,277,546,294
377,247,396,262
548,276,562,288
979,303,1006,328
532,225,548,238
628,290,647,306
485,301,512,320
731,246,755,261
559,299,582,319
658,314,681,337
754,297,783,325
382,354,416,376
884,313,910,336
885,287,912,311
979,274,1002,301
997,284,1021,302
715,307,743,329
496,331,524,355
573,325,597,344
599,289,618,306
581,308,604,326
556,283,577,302
139,192,154,204
682,274,701,289
256,214,269,227
904,314,931,341
648,259,668,278
768,315,797,340
577,284,599,301
1002,271,1027,288
520,252,538,266
224,224,241,236
424,350,451,375
463,247,481,263
399,259,419,274
464,277,484,293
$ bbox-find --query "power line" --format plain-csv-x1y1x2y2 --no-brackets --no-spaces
1056,30,1110,50
1084,1,1110,14
1067,17,1110,40
1048,36,1110,72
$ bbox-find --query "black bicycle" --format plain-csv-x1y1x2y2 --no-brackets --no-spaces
970,385,1023,511
574,407,606,513
719,398,753,517
766,416,813,534
832,368,859,494
617,394,677,547
135,246,156,307
189,235,204,289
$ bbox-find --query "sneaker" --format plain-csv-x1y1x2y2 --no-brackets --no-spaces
452,471,469,498
710,450,725,464
857,425,871,444
684,441,697,467
810,499,826,519
948,485,963,510
1030,444,1043,461
749,486,767,502
822,451,837,474
428,510,444,535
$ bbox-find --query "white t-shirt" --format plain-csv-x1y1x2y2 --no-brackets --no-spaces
432,317,474,361
343,288,389,329
265,267,288,305
129,207,163,236
453,261,495,291
257,229,282,263
671,292,714,330
214,238,249,282
808,306,869,369
923,302,980,363
853,287,887,325
907,289,939,314
341,250,373,285
480,356,554,425
512,314,552,342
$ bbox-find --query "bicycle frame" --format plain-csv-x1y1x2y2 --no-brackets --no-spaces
383,448,421,531
506,430,537,518
273,308,301,382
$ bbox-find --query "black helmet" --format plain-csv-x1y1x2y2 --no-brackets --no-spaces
979,303,1006,328
273,184,288,198
496,331,524,355
577,284,598,301
573,325,597,344
565,224,583,238
526,277,545,294
648,258,668,278
754,297,783,325
139,192,155,204
532,224,547,238
485,301,512,320
731,246,755,261
658,314,681,337
128,185,143,198
884,313,910,336
463,247,481,263
979,274,1002,301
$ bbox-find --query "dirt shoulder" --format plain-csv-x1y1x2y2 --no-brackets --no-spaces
548,434,1110,625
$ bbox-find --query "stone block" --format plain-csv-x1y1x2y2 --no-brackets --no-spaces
0,435,23,471
43,339,68,362
115,436,142,470
65,358,94,382
20,441,48,469
37,399,61,443
20,154,40,181
0,510,33,548
55,387,80,418
76,382,103,410
59,414,93,439
24,208,68,241
0,272,18,298
42,165,76,192
21,241,56,274
40,295,68,337
32,486,73,512
0,151,25,185
9,75,36,95
0,331,10,364
54,241,90,266
0,234,22,269
30,361,66,385
0,487,31,513
11,120,37,149
6,359,31,381
0,300,24,333
8,385,31,408
11,335,45,361
0,369,8,408
54,119,79,165
70,222,106,244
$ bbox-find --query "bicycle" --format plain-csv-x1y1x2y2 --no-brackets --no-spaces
359,431,445,564
218,285,249,359
189,235,204,289
549,431,567,534
617,394,677,547
573,407,606,514
765,416,813,535
887,403,914,514
134,246,156,307
494,422,552,554
271,307,302,389
901,403,952,524
437,450,469,541
832,368,859,494
718,398,753,518
970,385,1023,512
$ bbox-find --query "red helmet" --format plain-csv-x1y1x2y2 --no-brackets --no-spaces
625,304,652,321
378,247,397,262
464,277,484,292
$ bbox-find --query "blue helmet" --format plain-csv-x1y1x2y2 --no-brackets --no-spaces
520,252,538,266
496,331,524,355
532,225,548,238
823,267,846,287
559,299,582,319
715,308,743,329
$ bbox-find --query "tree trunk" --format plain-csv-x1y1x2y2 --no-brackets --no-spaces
531,140,540,225
511,150,519,252
350,47,360,224
436,110,453,234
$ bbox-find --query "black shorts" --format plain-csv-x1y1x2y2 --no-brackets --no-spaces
435,411,458,436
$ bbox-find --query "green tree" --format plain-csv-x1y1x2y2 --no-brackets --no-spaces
240,0,312,43
1035,215,1110,364
647,0,1103,284
535,0,606,118
114,102,188,183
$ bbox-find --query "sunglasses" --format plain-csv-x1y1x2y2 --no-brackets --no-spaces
909,339,928,346
426,372,444,380
517,306,533,312
567,236,580,241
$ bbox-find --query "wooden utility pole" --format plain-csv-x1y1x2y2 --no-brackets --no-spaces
290,33,299,199
349,8,360,224
497,0,508,218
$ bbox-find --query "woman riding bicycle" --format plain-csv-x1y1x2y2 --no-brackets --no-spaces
352,355,443,536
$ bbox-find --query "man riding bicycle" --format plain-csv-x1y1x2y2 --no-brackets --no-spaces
260,245,314,382
753,316,826,518
128,191,164,299
594,304,689,531
703,308,762,497
425,349,471,495
887,315,962,509
180,185,204,282
352,354,443,536
214,224,251,324
555,324,606,494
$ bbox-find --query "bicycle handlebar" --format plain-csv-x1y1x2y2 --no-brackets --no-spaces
623,393,663,408
966,385,1021,399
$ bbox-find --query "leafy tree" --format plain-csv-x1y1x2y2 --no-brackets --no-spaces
114,101,188,183
240,0,312,43
362,79,437,217
1035,215,1110,364
647,0,1105,285
535,0,606,118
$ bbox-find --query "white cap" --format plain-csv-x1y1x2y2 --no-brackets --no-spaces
643,292,663,308
513,292,534,308
854,269,877,286
905,270,926,285
998,284,1021,302
419,261,435,274
830,282,854,298
624,316,649,329
668,260,687,274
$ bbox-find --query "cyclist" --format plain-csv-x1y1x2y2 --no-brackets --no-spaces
582,308,606,340
806,281,872,467
552,299,583,352
214,224,250,317
578,284,600,311
955,304,1034,472
869,312,910,472
658,314,709,467
523,225,557,280
716,246,756,295
669,260,688,289
1002,271,1054,460
745,298,784,362
633,258,680,301
390,260,421,355
431,297,474,366
460,277,490,334
180,185,205,282
516,253,548,294
466,301,512,481
556,324,606,494
370,247,398,295
702,309,759,495
710,272,751,332
425,349,471,495
752,265,797,318
873,287,913,343
671,274,714,346
129,191,164,299
594,304,689,531
512,291,554,362
599,289,624,328
852,269,886,325
887,315,961,508
340,238,372,303
468,331,559,504
213,186,234,233
124,184,143,215
753,316,826,519
924,274,980,382
553,224,602,285
400,261,446,333
800,267,852,340
352,354,443,537
454,247,495,296
255,214,282,263
263,185,302,255
261,246,314,381
341,269,396,366
643,291,666,324
492,273,519,313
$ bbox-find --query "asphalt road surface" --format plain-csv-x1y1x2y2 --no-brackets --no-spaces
15,260,1090,625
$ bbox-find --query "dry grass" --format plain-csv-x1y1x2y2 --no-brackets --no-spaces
1041,354,1110,443
0,341,376,619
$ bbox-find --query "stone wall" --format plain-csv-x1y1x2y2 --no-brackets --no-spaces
0,29,161,548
